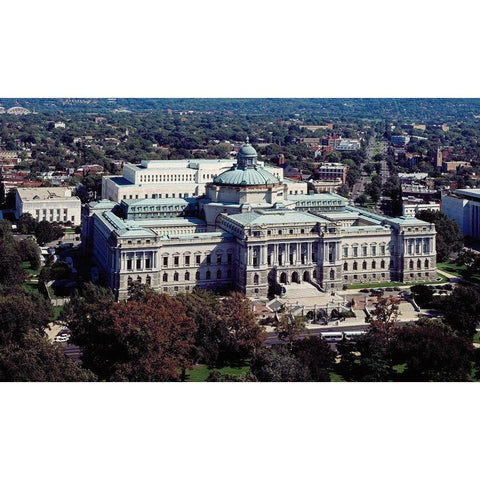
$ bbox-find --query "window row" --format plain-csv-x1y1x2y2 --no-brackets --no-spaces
140,174,195,182
162,270,233,282
163,253,233,267
343,245,388,257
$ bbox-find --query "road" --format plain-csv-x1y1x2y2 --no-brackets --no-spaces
265,320,414,346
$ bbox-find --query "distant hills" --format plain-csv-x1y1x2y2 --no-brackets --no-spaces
0,98,479,122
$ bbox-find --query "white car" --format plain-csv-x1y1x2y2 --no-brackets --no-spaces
54,333,70,343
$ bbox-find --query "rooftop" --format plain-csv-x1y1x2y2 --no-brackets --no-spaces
17,187,77,202
226,209,325,227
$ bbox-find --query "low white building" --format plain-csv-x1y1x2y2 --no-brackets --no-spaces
402,201,440,217
15,187,81,225
442,189,480,239
101,158,284,203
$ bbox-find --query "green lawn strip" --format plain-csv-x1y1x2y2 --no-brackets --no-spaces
22,261,41,277
437,261,480,283
186,364,250,382
473,333,480,344
52,305,64,321
347,274,448,291
22,281,40,294
330,372,346,382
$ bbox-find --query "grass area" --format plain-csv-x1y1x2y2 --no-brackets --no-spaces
347,273,449,290
22,261,41,277
330,372,346,382
473,332,480,344
437,261,480,283
52,305,64,321
22,281,40,294
185,364,250,382
392,364,406,374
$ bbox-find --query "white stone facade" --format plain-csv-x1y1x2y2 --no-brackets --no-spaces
15,187,81,225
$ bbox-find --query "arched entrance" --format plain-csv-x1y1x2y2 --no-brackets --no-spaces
303,271,310,282
280,272,287,284
291,271,299,283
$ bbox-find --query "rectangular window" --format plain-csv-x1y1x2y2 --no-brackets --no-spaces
289,254,294,265
267,255,272,266
206,255,211,264
343,247,348,257
217,254,222,264
136,259,141,269
174,256,179,266
227,253,232,264
362,246,367,256
185,256,190,266
353,247,358,257
371,246,376,256
380,245,385,255
163,257,168,267
127,259,132,270
196,255,201,264
145,258,151,269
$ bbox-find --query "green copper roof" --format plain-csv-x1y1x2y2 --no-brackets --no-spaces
214,165,280,186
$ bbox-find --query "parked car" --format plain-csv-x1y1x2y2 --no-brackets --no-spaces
54,333,70,343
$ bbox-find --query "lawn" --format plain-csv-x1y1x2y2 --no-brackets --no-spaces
22,261,41,277
185,364,250,382
346,273,449,290
437,261,480,283
22,281,40,294
52,305,64,321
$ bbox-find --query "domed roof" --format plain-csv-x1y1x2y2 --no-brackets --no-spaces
213,165,280,186
238,143,258,157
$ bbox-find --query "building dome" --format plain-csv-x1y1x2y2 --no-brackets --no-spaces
213,139,280,186
213,165,280,186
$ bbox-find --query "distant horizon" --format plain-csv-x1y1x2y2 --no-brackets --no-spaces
1,98,479,122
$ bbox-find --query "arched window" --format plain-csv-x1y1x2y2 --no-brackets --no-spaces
137,276,141,283
174,272,179,281
254,274,259,285
417,259,422,269
353,261,358,271
343,262,348,271
381,260,385,269
206,270,211,280
163,273,168,282
330,269,335,280
195,271,200,280
409,260,414,269
425,259,429,268
127,276,133,285
185,271,190,281
217,270,222,279
362,261,367,270
371,260,376,269
146,276,151,286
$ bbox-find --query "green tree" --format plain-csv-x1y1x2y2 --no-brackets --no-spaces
0,331,96,382
251,345,309,382
35,221,64,245
17,213,38,234
416,210,463,262
67,291,196,381
17,237,41,270
437,285,480,338
292,336,335,381
391,319,473,381
217,292,266,363
274,313,306,349
0,287,53,346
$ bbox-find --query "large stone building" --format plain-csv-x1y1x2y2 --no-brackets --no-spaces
101,157,285,203
84,143,437,300
15,187,81,225
442,189,480,239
